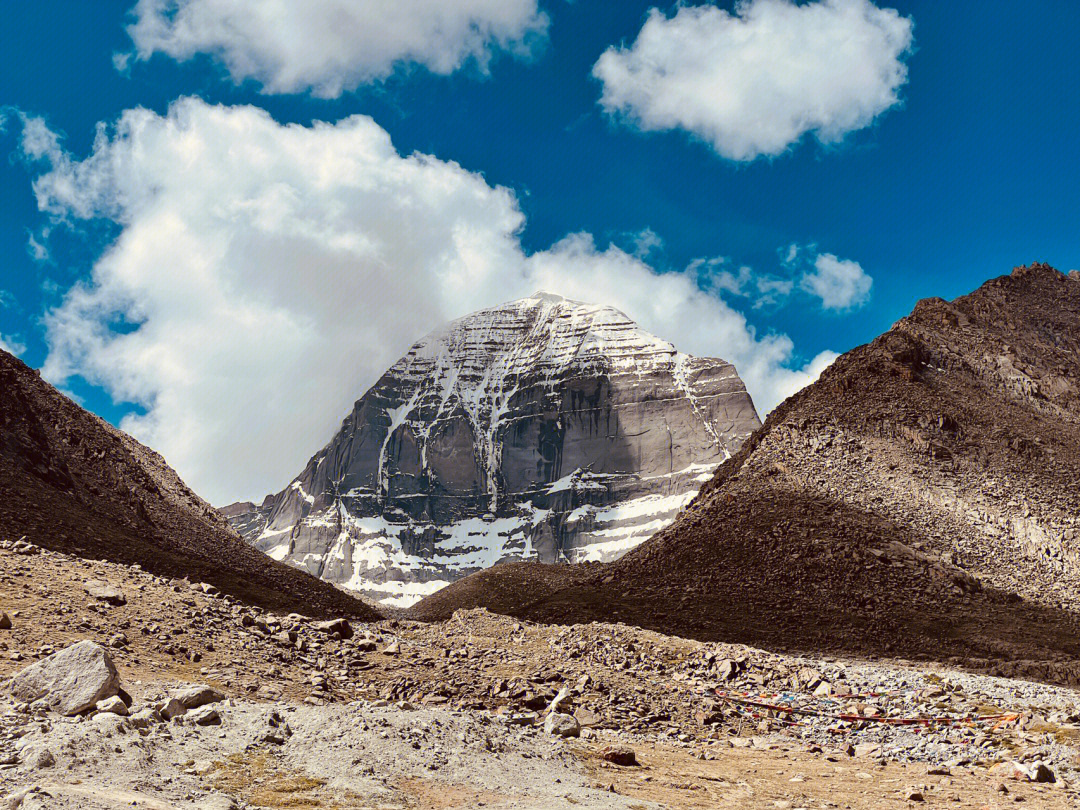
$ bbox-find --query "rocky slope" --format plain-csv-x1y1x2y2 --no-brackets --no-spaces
0,348,376,620
3,538,1079,807
413,264,1080,669
229,292,759,607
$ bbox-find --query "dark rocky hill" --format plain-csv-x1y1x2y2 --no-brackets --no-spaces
0,348,377,620
413,265,1080,684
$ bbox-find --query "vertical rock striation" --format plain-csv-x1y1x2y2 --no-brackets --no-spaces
229,292,760,606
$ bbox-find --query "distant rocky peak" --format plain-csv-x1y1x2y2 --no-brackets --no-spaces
231,292,760,607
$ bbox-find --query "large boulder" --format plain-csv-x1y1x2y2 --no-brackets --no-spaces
9,640,120,715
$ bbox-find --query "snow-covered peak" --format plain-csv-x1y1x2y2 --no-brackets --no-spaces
399,292,678,381
235,291,761,607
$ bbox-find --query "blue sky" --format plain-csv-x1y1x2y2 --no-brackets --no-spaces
2,0,1079,503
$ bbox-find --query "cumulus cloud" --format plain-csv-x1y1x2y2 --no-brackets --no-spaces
799,253,873,311
124,0,548,96
23,99,835,504
593,0,913,161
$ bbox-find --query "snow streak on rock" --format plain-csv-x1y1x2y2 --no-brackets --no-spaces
229,292,760,606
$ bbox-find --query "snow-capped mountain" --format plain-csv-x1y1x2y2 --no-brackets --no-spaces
225,292,761,606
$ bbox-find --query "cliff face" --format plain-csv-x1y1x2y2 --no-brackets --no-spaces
0,348,376,620
229,292,760,606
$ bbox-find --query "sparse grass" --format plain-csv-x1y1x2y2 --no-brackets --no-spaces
211,751,340,809
1028,720,1080,744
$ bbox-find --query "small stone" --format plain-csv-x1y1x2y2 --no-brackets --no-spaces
0,613,10,630
83,580,126,605
159,697,187,720
22,747,55,770
175,685,225,709
543,712,580,738
383,640,400,656
95,695,128,716
199,795,238,810
1029,761,1055,783
599,745,638,766
905,787,925,802
188,706,221,726
314,618,352,639
854,743,883,759
129,708,160,729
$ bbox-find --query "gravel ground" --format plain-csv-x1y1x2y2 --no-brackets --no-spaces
1,688,658,809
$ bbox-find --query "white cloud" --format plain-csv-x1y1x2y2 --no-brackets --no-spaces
0,335,27,357
800,253,873,310
593,0,913,161
24,99,835,504
124,0,548,97
695,258,795,309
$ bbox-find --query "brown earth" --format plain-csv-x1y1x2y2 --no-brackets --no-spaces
413,264,1080,684
0,348,377,620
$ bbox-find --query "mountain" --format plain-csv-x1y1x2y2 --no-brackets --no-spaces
228,292,760,606
412,265,1080,681
0,348,377,620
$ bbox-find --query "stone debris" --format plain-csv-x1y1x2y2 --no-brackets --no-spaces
0,542,1079,807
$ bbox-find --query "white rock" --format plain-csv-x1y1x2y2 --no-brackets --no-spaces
187,706,221,726
543,712,580,738
83,579,126,605
175,685,225,709
95,695,128,716
9,641,120,716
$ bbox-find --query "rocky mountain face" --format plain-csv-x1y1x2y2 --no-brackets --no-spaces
414,265,1080,676
0,348,376,620
228,292,760,606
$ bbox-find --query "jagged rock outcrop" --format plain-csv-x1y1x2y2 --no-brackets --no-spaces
0,348,376,620
413,265,1080,670
229,292,760,606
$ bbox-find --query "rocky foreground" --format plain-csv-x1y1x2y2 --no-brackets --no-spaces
2,537,1079,808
